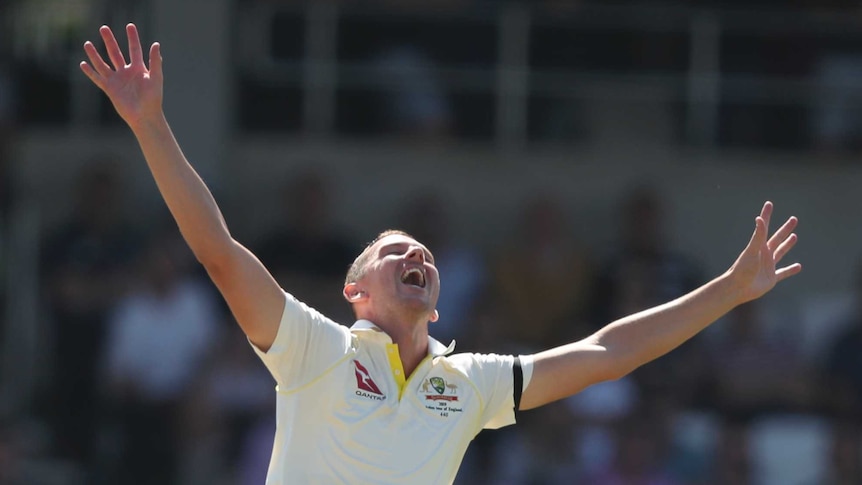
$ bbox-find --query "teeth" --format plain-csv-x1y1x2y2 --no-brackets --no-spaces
401,268,425,287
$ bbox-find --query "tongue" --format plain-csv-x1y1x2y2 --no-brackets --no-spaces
402,273,424,287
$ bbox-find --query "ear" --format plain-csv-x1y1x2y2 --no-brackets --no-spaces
343,282,367,303
429,309,439,323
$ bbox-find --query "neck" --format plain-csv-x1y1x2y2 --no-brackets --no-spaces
367,314,430,378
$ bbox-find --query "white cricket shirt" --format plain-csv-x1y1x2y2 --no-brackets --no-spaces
250,292,528,484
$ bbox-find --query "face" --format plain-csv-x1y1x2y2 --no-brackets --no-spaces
346,234,440,322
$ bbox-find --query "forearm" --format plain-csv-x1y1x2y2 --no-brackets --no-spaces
593,271,743,378
130,114,231,263
523,204,800,410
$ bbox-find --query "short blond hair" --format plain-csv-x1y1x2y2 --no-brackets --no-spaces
344,229,414,285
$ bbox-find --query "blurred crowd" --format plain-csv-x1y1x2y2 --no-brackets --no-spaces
2,0,862,484
0,160,861,485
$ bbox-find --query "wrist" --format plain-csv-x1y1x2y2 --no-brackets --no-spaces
128,111,169,136
717,267,750,307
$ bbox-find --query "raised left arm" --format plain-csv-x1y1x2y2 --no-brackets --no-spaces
520,201,801,410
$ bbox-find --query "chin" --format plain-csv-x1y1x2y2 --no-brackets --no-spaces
397,298,434,318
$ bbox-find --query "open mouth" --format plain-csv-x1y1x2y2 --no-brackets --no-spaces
400,267,426,288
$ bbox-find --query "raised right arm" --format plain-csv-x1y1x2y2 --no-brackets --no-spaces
81,24,283,350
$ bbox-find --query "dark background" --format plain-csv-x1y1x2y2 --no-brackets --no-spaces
2,1,862,484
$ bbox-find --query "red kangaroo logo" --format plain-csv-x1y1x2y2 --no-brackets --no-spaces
353,360,383,395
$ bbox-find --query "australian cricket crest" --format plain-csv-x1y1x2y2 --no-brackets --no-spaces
430,377,446,395
421,376,464,417
422,376,458,401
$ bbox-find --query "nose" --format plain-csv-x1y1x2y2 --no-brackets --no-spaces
406,246,425,263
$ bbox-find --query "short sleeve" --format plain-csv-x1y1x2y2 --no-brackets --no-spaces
249,292,353,391
462,353,517,430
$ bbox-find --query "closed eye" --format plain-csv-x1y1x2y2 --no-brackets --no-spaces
380,243,434,263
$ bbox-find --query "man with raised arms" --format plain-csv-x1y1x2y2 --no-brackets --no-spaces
80,24,802,484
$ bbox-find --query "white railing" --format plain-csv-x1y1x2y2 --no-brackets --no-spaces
231,2,861,151
9,1,862,146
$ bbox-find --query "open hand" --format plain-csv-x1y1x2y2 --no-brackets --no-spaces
80,24,163,127
729,201,802,303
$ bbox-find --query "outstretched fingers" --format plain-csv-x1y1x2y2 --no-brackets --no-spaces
772,230,797,264
759,201,774,233
746,215,768,256
760,200,775,222
82,24,156,90
738,202,802,289
776,262,803,282
768,216,798,252
127,23,144,67
82,41,111,76
148,42,162,79
99,25,127,70
79,60,102,88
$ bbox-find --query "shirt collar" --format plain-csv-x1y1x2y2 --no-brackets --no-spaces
350,319,456,357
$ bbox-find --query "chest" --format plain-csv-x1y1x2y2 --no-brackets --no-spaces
326,351,479,432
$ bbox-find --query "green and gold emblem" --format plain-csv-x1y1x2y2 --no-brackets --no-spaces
429,376,445,394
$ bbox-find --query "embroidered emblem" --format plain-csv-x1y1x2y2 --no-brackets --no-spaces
421,376,463,417
430,376,446,395
422,377,459,402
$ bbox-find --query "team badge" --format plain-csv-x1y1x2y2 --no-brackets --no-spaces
421,376,463,417
421,377,459,402
430,377,446,395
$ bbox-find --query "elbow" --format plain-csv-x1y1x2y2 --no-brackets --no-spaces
173,221,234,268
601,362,636,383
604,365,637,381
593,342,641,382
191,235,238,272
589,328,651,382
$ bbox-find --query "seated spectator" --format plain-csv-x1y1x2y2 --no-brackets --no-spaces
101,227,222,484
394,190,487,347
708,301,812,421
196,325,275,474
820,263,862,417
40,159,138,470
592,186,702,324
491,192,593,353
706,421,753,485
478,193,591,484
565,375,641,479
587,414,680,485
591,186,707,407
819,420,862,485
253,169,357,322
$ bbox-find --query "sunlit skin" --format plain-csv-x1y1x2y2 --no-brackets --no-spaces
520,201,801,409
80,22,802,414
343,234,441,377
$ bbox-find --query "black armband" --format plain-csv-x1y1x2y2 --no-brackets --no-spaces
513,356,523,415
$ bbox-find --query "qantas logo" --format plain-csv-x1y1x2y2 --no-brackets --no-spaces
353,360,385,399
